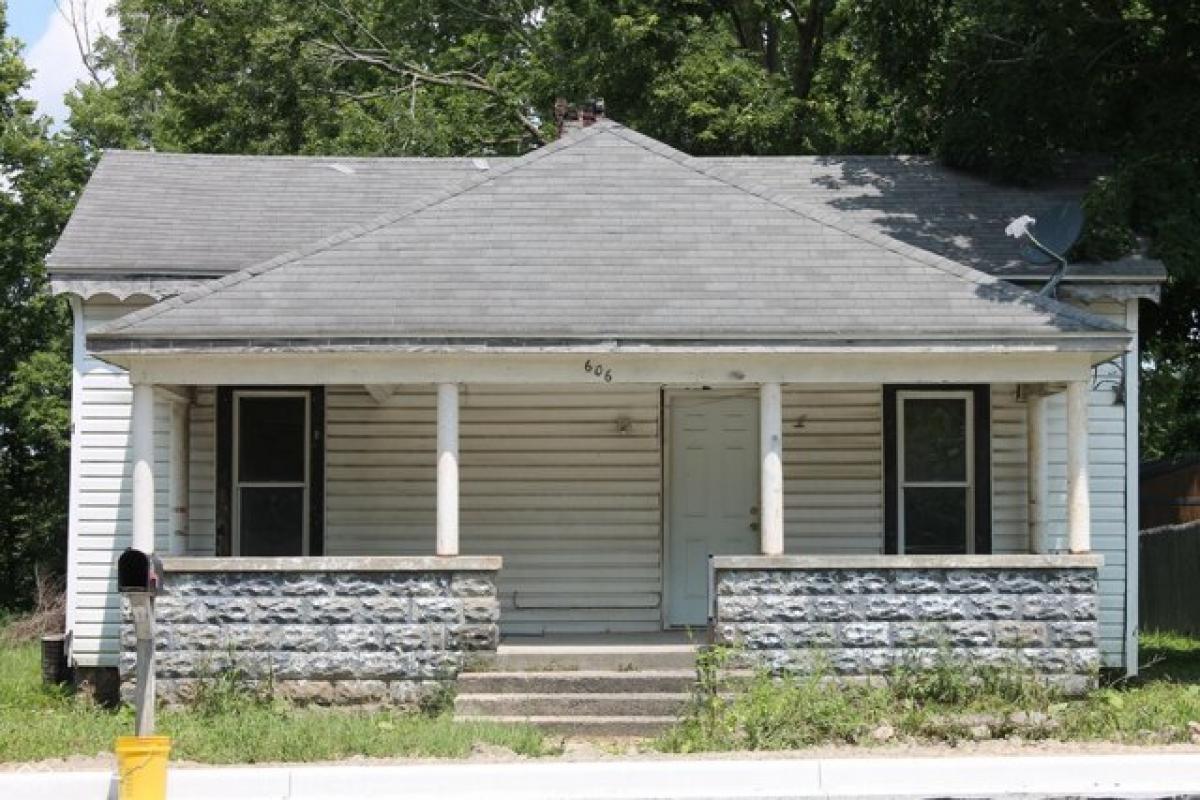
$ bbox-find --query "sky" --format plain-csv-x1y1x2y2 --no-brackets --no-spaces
10,0,116,125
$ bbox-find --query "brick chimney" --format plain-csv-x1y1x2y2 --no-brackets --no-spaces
554,98,606,138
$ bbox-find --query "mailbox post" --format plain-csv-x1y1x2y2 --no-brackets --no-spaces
117,548,163,736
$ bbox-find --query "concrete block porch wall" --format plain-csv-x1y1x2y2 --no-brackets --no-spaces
120,556,501,706
712,555,1103,693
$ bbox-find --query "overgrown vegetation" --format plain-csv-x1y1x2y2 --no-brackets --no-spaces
0,640,554,764
657,634,1200,752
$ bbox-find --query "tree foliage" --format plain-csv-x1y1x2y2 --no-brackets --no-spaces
0,4,88,609
849,0,1200,460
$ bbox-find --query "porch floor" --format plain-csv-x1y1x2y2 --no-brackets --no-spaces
496,631,699,654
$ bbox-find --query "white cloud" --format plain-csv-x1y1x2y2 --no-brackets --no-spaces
23,0,116,125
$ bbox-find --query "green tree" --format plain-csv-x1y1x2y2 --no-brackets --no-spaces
0,3,89,609
852,0,1200,460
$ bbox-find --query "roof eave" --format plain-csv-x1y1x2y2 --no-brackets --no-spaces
86,331,1132,357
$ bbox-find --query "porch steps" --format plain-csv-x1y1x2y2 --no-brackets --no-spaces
454,638,700,736
473,641,699,673
462,714,680,737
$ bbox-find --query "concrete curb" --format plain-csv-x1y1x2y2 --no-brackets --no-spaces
3,753,1199,799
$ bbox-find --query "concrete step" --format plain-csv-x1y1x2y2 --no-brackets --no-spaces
461,714,677,737
455,691,690,718
457,669,698,694
477,646,698,672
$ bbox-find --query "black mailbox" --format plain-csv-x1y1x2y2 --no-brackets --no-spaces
117,548,164,595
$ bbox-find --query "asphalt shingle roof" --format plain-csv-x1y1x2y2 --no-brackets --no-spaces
47,152,498,275
90,122,1123,345
47,138,1165,284
704,156,1164,281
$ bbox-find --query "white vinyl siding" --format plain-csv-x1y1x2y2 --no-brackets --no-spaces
185,388,217,556
782,385,883,554
323,385,663,635
69,299,171,667
991,383,1032,554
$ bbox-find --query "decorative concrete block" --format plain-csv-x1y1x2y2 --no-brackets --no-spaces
994,621,1048,648
893,572,942,594
713,563,1100,692
840,622,890,648
122,564,500,708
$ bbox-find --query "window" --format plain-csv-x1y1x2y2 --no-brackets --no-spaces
884,386,991,555
216,388,325,556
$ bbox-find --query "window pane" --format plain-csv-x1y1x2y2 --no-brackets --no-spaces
903,397,967,482
904,486,968,554
238,396,306,482
239,486,304,556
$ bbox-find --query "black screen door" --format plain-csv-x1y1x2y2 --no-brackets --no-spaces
898,391,973,554
233,392,309,556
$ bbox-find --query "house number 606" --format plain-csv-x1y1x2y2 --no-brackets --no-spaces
584,359,613,382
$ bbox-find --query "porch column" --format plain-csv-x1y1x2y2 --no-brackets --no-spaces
130,381,157,554
1066,380,1092,553
759,382,784,555
1026,391,1047,553
436,382,460,556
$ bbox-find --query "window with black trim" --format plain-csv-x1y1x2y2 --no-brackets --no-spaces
884,385,991,555
217,387,325,556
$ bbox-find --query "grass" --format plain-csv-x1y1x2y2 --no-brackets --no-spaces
0,642,555,764
656,632,1200,753
2,630,1198,762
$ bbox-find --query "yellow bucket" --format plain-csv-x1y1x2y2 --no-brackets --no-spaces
115,735,170,800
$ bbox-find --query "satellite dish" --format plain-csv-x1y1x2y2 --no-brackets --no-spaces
1019,201,1084,265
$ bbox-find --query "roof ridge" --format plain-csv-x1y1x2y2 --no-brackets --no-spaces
600,125,1122,334
100,148,512,163
93,125,611,337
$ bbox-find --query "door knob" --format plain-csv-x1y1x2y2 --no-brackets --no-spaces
749,521,760,531
750,506,759,515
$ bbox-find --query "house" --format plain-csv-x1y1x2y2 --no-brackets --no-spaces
1140,455,1200,529
48,114,1165,710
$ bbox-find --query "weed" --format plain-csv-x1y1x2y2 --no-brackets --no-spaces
657,638,1200,753
417,682,456,716
187,648,275,716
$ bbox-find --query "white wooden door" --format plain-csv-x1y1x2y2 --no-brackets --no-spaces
666,393,759,627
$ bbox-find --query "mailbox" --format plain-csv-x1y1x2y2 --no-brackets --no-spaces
117,548,164,596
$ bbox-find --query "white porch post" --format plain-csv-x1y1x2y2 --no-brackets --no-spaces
1066,380,1092,553
1026,391,1047,553
129,380,157,736
131,381,157,554
759,382,784,555
437,382,460,556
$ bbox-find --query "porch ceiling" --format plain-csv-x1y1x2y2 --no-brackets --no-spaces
88,121,1126,353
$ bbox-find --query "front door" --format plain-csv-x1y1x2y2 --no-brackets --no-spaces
666,393,760,627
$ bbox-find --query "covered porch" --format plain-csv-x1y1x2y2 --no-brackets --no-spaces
106,344,1112,698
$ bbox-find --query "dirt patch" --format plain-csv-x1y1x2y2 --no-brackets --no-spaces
5,739,1198,772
